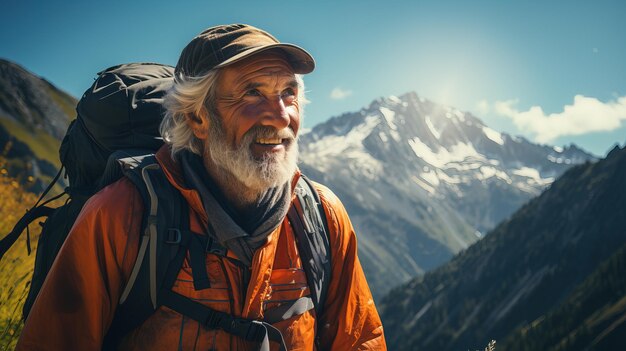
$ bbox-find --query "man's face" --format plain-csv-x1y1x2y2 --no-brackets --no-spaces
200,51,301,191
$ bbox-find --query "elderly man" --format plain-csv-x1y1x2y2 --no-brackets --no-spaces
18,24,386,350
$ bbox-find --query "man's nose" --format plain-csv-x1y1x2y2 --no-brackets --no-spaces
259,94,290,129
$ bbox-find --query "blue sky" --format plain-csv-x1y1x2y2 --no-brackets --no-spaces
2,0,625,156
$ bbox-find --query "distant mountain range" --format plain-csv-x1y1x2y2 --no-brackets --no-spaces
298,92,595,297
379,145,626,350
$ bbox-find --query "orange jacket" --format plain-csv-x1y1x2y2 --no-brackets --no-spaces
17,146,386,350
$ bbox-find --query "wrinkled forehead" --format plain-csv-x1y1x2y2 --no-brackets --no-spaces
218,51,297,89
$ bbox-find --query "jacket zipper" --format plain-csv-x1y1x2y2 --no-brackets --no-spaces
227,257,251,310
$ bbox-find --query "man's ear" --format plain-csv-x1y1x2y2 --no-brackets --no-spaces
186,108,210,140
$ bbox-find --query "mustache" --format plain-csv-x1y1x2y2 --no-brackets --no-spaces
244,125,296,142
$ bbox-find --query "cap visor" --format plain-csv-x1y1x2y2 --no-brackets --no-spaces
215,43,315,74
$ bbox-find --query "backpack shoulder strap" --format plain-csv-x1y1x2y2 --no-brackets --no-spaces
104,154,290,351
287,175,332,320
0,165,66,261
103,153,190,349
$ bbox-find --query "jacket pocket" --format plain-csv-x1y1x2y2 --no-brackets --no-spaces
264,268,311,321
170,256,232,313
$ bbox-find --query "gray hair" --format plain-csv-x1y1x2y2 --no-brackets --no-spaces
160,70,221,156
160,70,308,157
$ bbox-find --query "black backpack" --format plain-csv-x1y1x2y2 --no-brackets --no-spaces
0,63,331,350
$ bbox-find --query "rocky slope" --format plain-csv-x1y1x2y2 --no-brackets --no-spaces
378,145,626,350
299,92,595,297
0,59,75,191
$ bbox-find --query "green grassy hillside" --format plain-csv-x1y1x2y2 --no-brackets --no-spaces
0,116,61,168
0,169,40,350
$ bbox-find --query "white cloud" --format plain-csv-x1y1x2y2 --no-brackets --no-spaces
476,99,490,115
330,87,353,100
493,95,626,143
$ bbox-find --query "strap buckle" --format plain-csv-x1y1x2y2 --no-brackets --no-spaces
204,312,264,342
205,236,227,256
165,228,181,244
227,318,265,342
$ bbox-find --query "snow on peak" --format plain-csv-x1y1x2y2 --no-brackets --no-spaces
388,95,401,104
443,109,466,123
512,167,555,186
302,114,383,176
482,126,504,145
420,169,441,187
412,175,436,195
425,115,441,139
547,155,573,164
454,110,466,122
379,107,401,141
378,131,389,143
476,166,511,182
408,138,485,168
380,107,396,129
305,114,380,156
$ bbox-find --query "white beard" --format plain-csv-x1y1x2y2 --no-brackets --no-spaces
204,121,298,194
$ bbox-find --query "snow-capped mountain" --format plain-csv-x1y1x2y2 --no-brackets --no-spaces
298,91,595,298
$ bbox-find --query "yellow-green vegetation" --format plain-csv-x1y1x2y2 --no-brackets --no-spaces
43,84,77,123
0,116,62,168
0,170,40,350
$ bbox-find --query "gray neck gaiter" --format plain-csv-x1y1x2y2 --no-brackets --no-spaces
179,151,291,266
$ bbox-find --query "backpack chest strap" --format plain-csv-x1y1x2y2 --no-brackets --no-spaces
159,289,287,351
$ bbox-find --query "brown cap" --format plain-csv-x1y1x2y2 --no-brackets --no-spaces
175,24,315,77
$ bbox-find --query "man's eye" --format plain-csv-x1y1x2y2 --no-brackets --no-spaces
281,88,296,99
245,89,261,97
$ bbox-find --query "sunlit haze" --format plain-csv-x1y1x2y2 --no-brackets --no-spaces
2,0,624,155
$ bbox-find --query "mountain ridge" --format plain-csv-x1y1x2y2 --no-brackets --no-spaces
378,144,626,350
0,58,74,139
0,59,76,191
299,91,595,297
